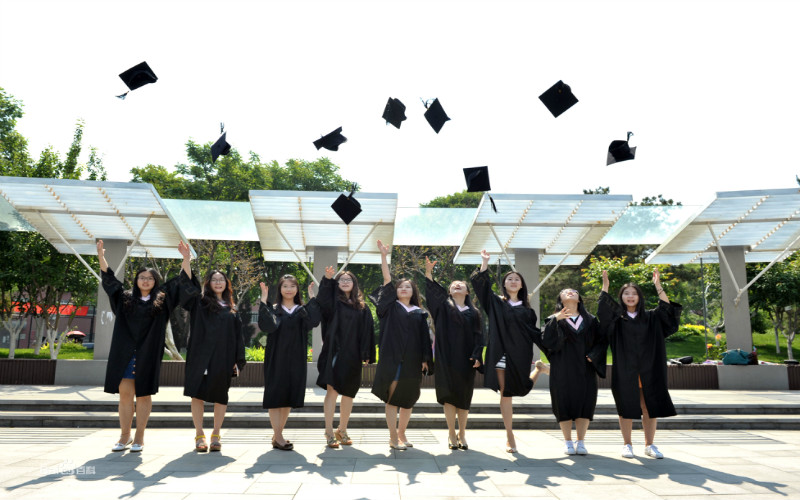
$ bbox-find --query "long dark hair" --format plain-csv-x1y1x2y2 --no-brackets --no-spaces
123,268,165,314
201,270,236,313
618,282,646,316
336,271,365,310
395,278,421,307
500,271,530,308
448,280,481,326
275,274,303,306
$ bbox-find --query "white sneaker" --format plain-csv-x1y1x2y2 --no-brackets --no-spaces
621,444,634,458
574,440,588,455
644,445,663,459
564,441,576,455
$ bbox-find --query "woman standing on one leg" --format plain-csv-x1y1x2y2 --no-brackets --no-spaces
316,266,374,448
425,257,483,450
259,275,321,451
183,269,247,452
471,250,542,453
98,240,194,453
371,240,432,450
598,269,682,460
541,288,607,456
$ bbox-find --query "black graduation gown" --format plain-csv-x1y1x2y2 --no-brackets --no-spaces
471,269,542,397
371,283,433,409
597,291,682,419
259,299,322,409
182,275,246,405
315,277,375,397
425,278,484,410
102,268,195,397
541,313,607,422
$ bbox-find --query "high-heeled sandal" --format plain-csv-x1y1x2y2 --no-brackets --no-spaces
325,433,340,448
448,438,459,450
458,439,468,451
209,434,222,452
195,435,208,452
334,429,352,446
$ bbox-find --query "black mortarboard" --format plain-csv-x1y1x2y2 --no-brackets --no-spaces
607,132,636,165
116,61,158,100
211,123,231,163
463,166,497,212
538,80,578,117
331,184,362,224
314,127,347,151
423,98,450,133
383,98,407,129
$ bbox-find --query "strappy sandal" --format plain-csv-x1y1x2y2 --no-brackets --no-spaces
334,429,352,446
272,439,294,451
457,438,468,450
195,435,208,452
209,434,222,452
389,440,407,450
506,442,518,453
325,433,340,448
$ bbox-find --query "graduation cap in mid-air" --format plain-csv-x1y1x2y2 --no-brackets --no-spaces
607,132,636,165
463,166,497,213
314,127,348,151
116,61,158,100
211,123,231,163
383,98,407,129
538,80,578,118
423,98,450,133
331,184,362,224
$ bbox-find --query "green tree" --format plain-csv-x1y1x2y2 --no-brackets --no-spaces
748,257,800,360
422,190,483,208
581,256,674,311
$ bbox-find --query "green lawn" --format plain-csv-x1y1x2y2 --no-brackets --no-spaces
0,343,94,359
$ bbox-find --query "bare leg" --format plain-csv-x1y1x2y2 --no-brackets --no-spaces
456,408,469,446
443,403,457,445
397,407,413,445
118,380,135,443
640,389,657,446
269,407,289,446
385,403,399,445
559,420,573,442
281,407,291,438
324,385,338,437
338,396,354,432
212,403,226,437
132,395,152,445
497,369,515,450
529,360,550,385
191,398,206,447
575,418,590,442
619,416,633,446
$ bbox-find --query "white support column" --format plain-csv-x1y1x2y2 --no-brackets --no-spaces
94,239,127,360
514,248,542,362
311,246,338,363
718,245,753,351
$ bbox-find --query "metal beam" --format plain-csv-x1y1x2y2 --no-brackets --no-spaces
270,221,319,286
114,213,154,277
39,213,100,282
531,227,591,296
487,223,516,272
337,221,381,275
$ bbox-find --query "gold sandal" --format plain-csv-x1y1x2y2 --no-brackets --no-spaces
209,434,221,452
326,433,340,448
334,429,352,446
195,434,208,452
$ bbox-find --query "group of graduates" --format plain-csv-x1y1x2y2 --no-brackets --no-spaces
99,238,682,460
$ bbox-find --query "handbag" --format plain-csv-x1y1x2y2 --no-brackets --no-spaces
722,349,750,365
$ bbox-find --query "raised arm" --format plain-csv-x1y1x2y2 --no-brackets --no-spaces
479,248,490,272
470,250,494,310
178,240,192,279
97,240,109,272
653,269,669,303
601,269,609,294
377,239,391,285
424,256,436,281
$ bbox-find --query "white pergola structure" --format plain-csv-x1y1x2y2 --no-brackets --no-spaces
0,177,196,359
646,188,800,351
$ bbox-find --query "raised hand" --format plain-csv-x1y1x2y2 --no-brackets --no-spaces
96,240,105,257
308,282,316,299
480,249,491,263
652,269,661,287
259,282,269,304
377,239,390,256
424,256,437,278
325,265,336,279
601,269,610,292
555,307,571,321
96,240,108,272
177,240,191,260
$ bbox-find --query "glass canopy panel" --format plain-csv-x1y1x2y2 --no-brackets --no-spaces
454,193,632,266
0,195,34,231
161,199,258,241
600,205,700,245
645,189,800,265
0,177,195,259
249,190,398,264
393,207,476,246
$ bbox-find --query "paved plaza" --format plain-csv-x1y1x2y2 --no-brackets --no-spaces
2,387,799,499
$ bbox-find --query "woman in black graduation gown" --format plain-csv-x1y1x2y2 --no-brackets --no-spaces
424,257,483,450
371,240,433,450
598,269,682,460
541,288,607,456
98,240,194,453
183,269,246,452
258,274,321,451
316,266,374,448
471,249,542,453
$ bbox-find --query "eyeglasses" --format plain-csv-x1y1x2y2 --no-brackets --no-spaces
210,279,227,284
561,289,578,294
138,276,155,282
338,278,353,283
